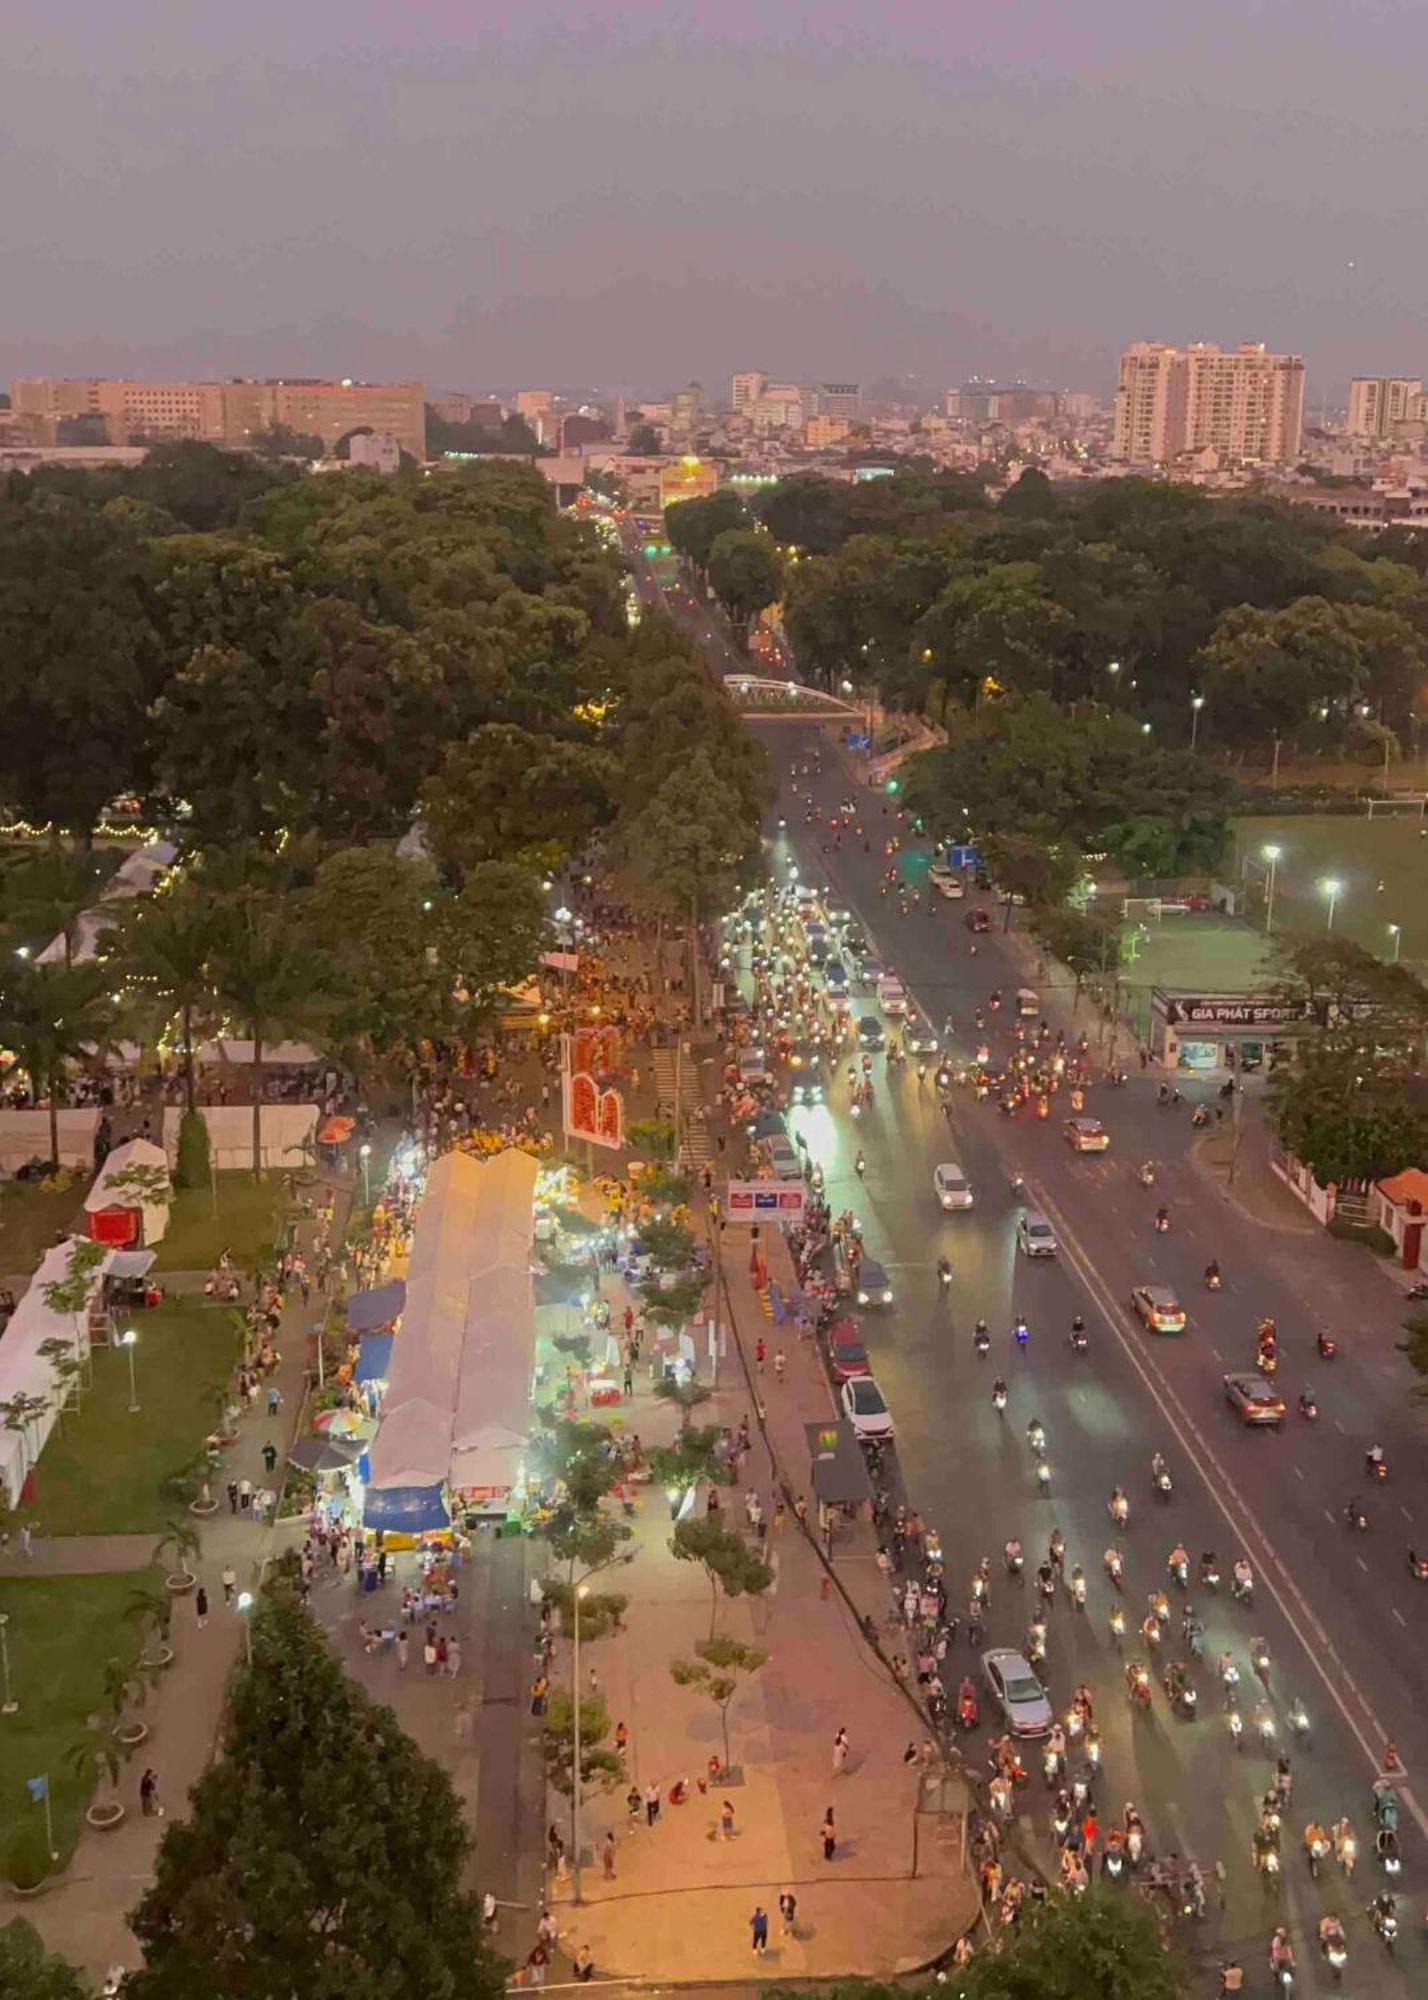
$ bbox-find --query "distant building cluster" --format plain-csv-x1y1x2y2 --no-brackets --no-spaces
5,375,426,459
1112,342,1306,468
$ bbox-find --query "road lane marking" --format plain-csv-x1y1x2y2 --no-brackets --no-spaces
1394,1609,1407,1627
1292,1465,1304,1480
1027,1174,1428,1842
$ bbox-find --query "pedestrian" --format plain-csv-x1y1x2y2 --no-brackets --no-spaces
623,1362,633,1397
194,1584,209,1629
139,1767,159,1817
547,1826,564,1874
525,1942,549,1987
447,1636,462,1677
833,1726,849,1775
720,1798,736,1840
755,1336,766,1372
644,1781,660,1827
749,1905,769,1956
530,1675,548,1717
778,1888,797,1938
221,1564,236,1604
397,1631,409,1671
266,1384,281,1417
435,1634,449,1675
601,1830,617,1879
614,1721,629,1757
820,1808,837,1861
774,1348,786,1384
226,1480,239,1515
572,1946,594,1981
424,1636,438,1675
238,1476,252,1511
262,1441,278,1474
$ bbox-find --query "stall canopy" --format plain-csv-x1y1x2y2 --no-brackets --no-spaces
101,1247,156,1279
364,1485,452,1534
36,840,176,967
365,1149,538,1524
84,1138,172,1247
0,1238,105,1507
355,1333,395,1384
346,1280,406,1334
803,1420,874,1508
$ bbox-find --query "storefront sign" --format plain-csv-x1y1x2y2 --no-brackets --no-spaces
725,1179,807,1223
1153,990,1310,1031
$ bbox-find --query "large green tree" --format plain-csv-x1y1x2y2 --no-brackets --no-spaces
126,1593,505,2000
420,722,619,874
103,878,222,1111
0,1920,92,1999
954,1886,1181,1999
706,528,783,646
0,961,116,1166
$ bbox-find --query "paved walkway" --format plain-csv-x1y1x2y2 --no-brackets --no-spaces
6,1171,356,1982
535,1199,977,1983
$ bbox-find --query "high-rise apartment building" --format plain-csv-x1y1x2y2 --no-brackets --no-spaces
10,376,426,458
816,382,861,419
669,382,707,435
1345,377,1423,440
731,371,768,414
1112,343,1305,466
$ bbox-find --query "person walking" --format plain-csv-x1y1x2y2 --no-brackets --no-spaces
261,1441,278,1475
396,1630,409,1672
644,1781,660,1827
820,1808,837,1861
601,1830,617,1879
833,1727,849,1776
720,1798,736,1840
755,1337,766,1373
446,1635,462,1677
749,1905,769,1957
238,1476,252,1512
424,1635,438,1675
778,1888,797,1939
226,1480,239,1515
774,1349,786,1385
221,1563,236,1604
266,1383,281,1417
139,1768,160,1817
194,1584,209,1629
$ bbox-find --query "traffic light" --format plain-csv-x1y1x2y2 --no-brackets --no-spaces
885,778,900,794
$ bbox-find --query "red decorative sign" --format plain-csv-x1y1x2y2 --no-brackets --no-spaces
562,1033,625,1151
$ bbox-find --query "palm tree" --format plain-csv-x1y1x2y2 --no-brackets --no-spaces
0,959,116,1165
103,881,220,1112
203,880,337,1176
2,846,113,968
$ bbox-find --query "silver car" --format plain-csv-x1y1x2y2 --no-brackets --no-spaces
1016,1211,1059,1258
981,1648,1053,1737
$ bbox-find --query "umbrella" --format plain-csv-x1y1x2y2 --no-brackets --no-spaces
346,1279,406,1333
289,1435,364,1475
314,1407,373,1439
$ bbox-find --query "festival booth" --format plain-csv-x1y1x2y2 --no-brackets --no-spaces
83,1138,172,1248
0,1109,100,1171
0,1238,105,1507
35,840,176,967
365,1148,538,1540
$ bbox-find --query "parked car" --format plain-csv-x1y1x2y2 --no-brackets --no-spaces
826,1318,872,1382
841,1374,894,1440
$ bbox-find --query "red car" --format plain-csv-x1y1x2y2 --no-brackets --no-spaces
964,908,992,934
826,1317,871,1382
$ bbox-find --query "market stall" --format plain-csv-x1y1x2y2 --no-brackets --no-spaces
84,1138,172,1247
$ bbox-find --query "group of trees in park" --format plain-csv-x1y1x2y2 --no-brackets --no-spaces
768,467,1428,767
0,444,769,1128
664,487,786,647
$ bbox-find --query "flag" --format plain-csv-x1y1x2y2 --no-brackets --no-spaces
26,1775,47,1802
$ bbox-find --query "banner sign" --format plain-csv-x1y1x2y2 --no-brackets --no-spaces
725,1179,806,1223
1154,989,1310,1030
561,1030,625,1150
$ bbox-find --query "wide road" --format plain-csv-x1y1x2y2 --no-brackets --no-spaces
622,530,1427,1992
754,726,1427,1994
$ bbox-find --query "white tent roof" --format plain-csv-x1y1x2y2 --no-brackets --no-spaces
84,1137,172,1244
195,1038,322,1067
35,841,177,966
368,1149,538,1496
0,1237,104,1506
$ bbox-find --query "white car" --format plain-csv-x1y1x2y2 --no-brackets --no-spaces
841,1374,894,1440
929,865,965,900
981,1648,1053,1737
934,1163,974,1211
1016,1212,1059,1258
877,976,908,1016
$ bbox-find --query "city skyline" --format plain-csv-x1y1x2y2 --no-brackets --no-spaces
4,0,1426,400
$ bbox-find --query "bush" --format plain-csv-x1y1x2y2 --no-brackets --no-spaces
626,1116,676,1160
174,1109,211,1191
5,1822,52,1892
1326,1217,1395,1254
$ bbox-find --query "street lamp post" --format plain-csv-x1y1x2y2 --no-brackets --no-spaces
121,1328,139,1413
1388,923,1403,964
1190,695,1205,751
359,1143,372,1206
1262,846,1282,935
236,1590,254,1665
1322,877,1342,934
0,1610,17,1714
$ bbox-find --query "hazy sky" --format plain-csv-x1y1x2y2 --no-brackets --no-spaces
4,0,1424,401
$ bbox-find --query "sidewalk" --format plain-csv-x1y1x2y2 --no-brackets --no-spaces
8,1170,356,1983
537,1209,977,1983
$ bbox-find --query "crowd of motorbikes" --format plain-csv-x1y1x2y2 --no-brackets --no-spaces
740,777,1423,1978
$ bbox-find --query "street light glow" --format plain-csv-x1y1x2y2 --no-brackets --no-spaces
1262,844,1281,862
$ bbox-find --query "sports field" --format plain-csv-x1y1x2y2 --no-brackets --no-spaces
1116,916,1274,1041
1229,812,1427,967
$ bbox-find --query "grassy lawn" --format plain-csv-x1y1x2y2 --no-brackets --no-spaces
1231,813,1428,968
153,1172,287,1274
0,1179,84,1278
25,1298,242,1535
1116,914,1275,1040
0,1570,152,1865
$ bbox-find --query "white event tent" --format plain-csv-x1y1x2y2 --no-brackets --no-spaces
0,1239,104,1507
84,1137,172,1246
365,1148,538,1530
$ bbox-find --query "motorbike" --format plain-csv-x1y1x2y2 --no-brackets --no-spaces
992,1382,1008,1411
1013,1317,1030,1347
1317,1331,1338,1358
1126,1663,1152,1709
1366,1450,1387,1481
1154,1209,1171,1234
1199,1557,1221,1590
1226,1708,1243,1750
1299,1390,1318,1419
1370,1899,1399,1947
1288,1700,1310,1740
1405,1279,1428,1301
1168,1556,1189,1588
938,1259,952,1290
1319,1927,1348,1980
1163,1670,1197,1717
1152,1465,1173,1498
1004,1545,1024,1576
1069,1318,1089,1353
1307,1834,1330,1879
1108,1490,1130,1527
1036,1462,1052,1492
1344,1501,1369,1532
1139,1163,1156,1187
1205,1264,1223,1290
974,1325,991,1356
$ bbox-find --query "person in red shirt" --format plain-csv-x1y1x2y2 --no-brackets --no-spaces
1080,1811,1099,1855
